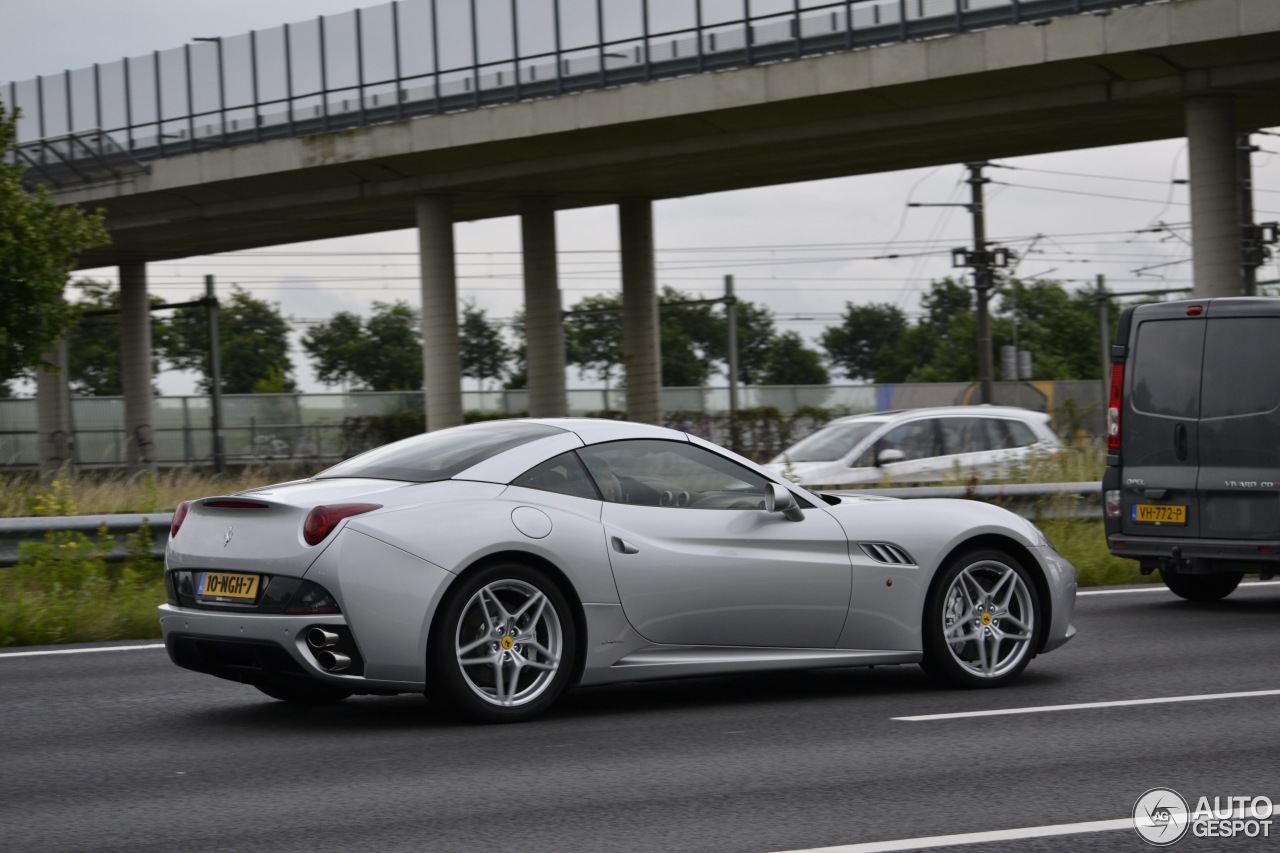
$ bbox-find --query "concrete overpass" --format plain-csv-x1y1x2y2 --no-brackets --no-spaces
8,0,1280,471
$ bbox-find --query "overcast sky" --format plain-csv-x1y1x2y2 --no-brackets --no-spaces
5,1,1280,395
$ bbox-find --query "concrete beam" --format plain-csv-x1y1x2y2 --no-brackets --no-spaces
619,199,661,425
118,262,155,475
1186,95,1244,297
34,337,73,483
417,196,463,431
520,197,566,418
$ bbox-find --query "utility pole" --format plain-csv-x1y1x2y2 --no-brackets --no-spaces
948,162,1011,404
725,274,739,452
206,274,226,475
1238,132,1279,296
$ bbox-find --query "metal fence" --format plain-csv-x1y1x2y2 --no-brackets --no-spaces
2,0,1161,189
0,379,1105,469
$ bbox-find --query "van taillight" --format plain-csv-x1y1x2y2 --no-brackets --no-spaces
1107,362,1125,452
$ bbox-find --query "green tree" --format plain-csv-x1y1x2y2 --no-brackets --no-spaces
459,301,511,388
302,301,422,391
657,287,721,387
0,104,110,384
761,331,829,385
66,280,175,395
503,309,528,390
166,286,296,394
564,293,624,389
998,279,1117,380
820,302,910,382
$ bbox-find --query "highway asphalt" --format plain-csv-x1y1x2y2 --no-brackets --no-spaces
3,582,1280,853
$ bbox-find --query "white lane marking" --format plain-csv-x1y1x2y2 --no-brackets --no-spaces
1078,579,1280,596
0,643,164,659
769,817,1132,852
895,688,1280,722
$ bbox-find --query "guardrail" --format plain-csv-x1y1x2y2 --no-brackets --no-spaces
0,480,1103,566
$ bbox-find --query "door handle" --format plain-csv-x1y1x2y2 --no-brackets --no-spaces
611,536,639,555
1138,488,1169,499
1174,423,1188,462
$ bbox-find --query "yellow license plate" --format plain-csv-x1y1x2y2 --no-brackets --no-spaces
197,572,260,601
1132,504,1187,524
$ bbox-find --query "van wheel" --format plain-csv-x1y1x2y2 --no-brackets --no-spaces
1159,569,1243,602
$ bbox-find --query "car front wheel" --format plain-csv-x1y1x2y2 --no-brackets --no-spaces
1159,568,1243,602
922,549,1040,688
427,564,576,723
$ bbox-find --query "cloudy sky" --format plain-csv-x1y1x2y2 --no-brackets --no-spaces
5,0,1279,395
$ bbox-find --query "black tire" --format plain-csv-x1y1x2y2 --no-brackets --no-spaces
254,681,352,705
1159,569,1243,602
427,563,577,723
921,548,1041,689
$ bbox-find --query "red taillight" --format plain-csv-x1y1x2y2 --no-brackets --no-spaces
170,501,191,539
302,503,382,546
1107,362,1125,452
1187,305,1204,316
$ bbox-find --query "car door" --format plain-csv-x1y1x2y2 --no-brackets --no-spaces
1195,302,1280,539
1119,304,1205,538
873,417,946,484
579,439,852,648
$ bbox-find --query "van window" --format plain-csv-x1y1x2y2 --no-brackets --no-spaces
1201,317,1280,418
1130,320,1203,419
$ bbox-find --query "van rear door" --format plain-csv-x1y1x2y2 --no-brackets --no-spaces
1119,304,1206,538
1195,301,1280,539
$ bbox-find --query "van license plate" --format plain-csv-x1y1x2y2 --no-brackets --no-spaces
196,571,260,601
1131,504,1187,524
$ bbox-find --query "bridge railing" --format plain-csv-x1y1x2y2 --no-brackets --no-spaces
2,0,1162,190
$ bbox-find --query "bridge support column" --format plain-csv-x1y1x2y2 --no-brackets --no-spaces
1187,95,1243,297
619,199,662,425
521,198,567,417
119,261,155,475
35,337,73,483
417,195,463,431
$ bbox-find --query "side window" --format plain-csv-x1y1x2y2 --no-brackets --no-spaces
578,439,769,509
1004,421,1038,448
877,419,940,462
1130,319,1204,419
511,451,600,500
939,417,999,455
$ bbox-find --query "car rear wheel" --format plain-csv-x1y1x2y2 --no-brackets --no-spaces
1158,569,1243,602
922,549,1040,688
427,563,576,723
254,681,352,705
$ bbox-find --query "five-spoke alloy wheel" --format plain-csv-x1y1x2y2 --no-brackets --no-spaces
922,549,1040,687
428,563,576,722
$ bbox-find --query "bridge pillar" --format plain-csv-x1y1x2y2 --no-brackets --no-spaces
619,199,662,425
520,197,567,417
119,261,155,475
1186,95,1243,297
35,336,73,483
416,195,464,431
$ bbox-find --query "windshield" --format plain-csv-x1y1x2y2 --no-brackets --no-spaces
772,421,882,464
316,421,564,482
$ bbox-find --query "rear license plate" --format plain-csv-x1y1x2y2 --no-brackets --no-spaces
196,571,260,602
1131,503,1187,525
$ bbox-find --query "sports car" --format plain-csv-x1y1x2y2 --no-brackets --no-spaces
159,418,1076,722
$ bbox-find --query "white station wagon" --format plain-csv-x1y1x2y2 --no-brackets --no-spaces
765,406,1061,488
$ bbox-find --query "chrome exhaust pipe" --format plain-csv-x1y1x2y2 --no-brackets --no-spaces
316,651,351,672
307,628,339,650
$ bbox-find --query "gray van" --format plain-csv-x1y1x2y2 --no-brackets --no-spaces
1103,297,1280,600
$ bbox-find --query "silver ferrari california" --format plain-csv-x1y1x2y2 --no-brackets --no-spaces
160,418,1076,722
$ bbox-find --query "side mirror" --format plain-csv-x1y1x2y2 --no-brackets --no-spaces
877,448,906,467
764,483,805,521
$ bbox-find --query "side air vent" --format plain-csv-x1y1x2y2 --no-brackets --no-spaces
860,542,916,566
